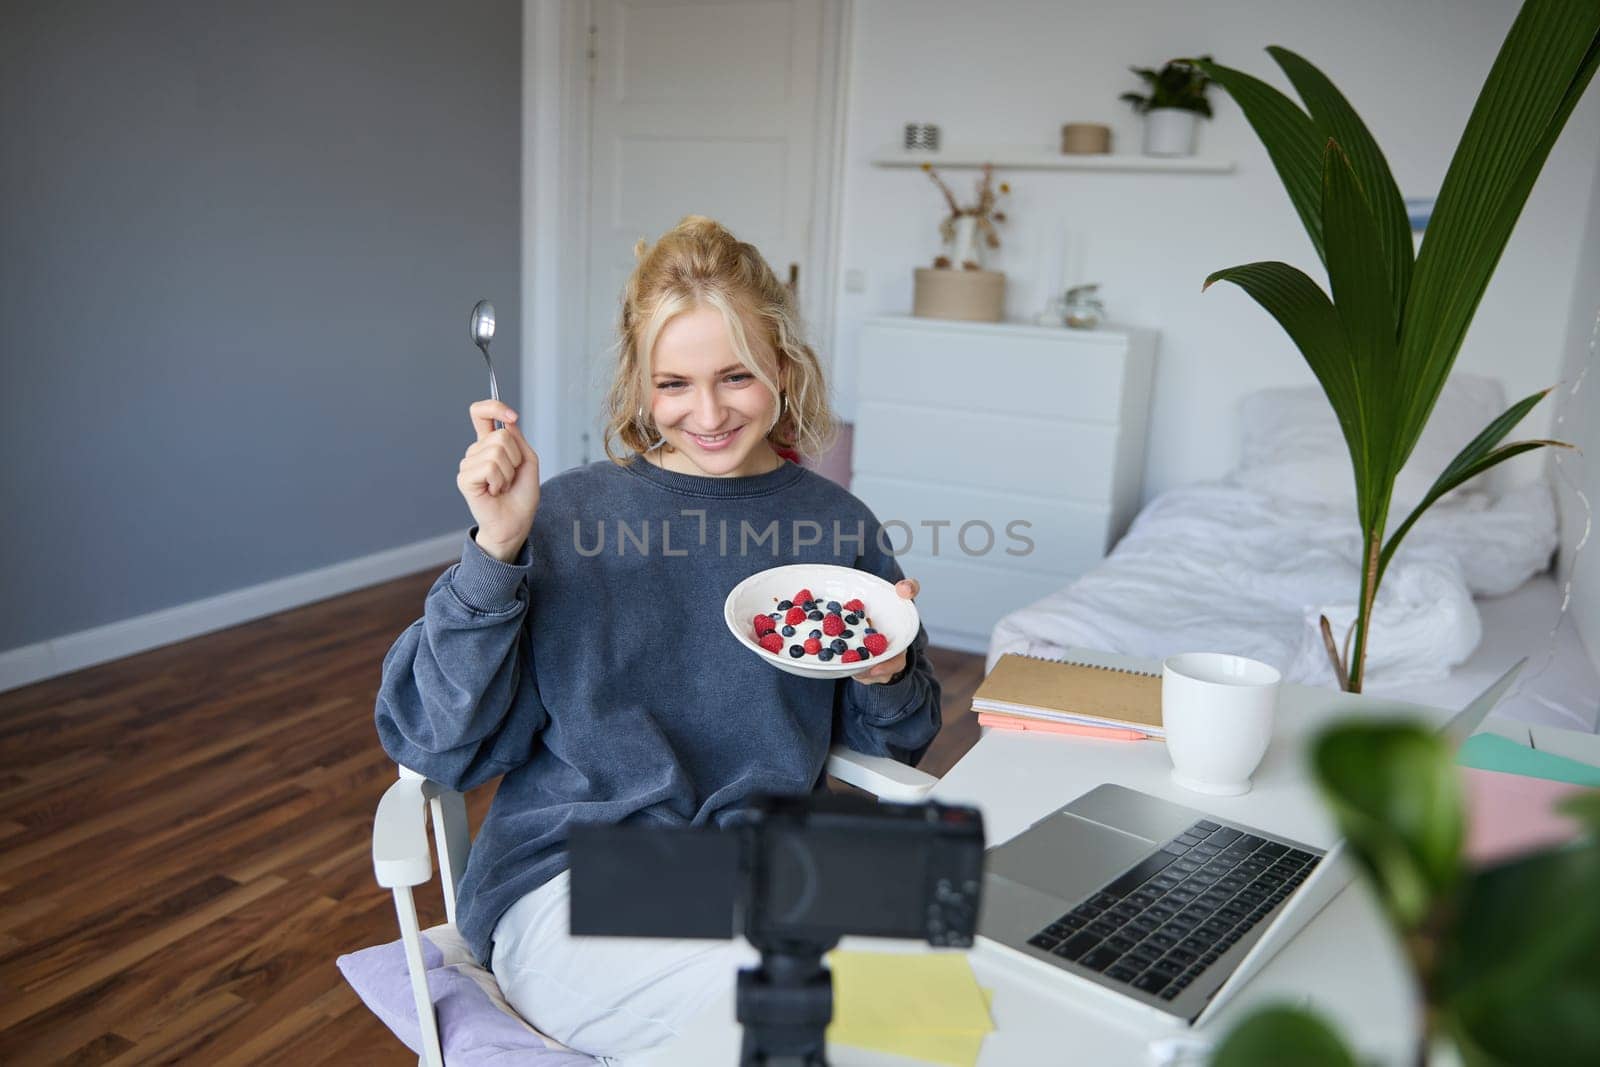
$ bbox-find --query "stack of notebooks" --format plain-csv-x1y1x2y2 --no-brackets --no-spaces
972,653,1164,741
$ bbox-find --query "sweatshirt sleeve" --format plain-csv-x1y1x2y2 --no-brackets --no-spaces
832,517,943,767
374,530,549,791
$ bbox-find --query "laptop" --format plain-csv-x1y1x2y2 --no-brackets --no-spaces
974,660,1525,1025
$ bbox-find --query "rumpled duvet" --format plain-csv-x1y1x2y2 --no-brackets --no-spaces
986,482,1558,691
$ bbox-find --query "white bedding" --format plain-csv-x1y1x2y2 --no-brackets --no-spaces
984,480,1591,723
1378,575,1600,732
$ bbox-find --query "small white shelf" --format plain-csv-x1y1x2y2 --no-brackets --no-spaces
871,147,1234,174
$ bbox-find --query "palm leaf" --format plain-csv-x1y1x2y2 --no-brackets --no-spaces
1379,388,1564,583
1380,440,1567,584
1203,262,1367,495
1193,58,1326,264
1269,46,1413,326
1321,140,1401,530
1395,3,1600,468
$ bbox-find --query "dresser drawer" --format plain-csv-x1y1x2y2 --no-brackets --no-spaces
850,475,1113,573
853,401,1120,501
857,319,1130,422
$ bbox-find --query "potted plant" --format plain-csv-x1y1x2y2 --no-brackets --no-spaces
911,163,1012,322
1193,0,1596,693
1120,56,1214,156
1214,719,1600,1066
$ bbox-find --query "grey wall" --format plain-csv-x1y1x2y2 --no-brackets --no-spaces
1,0,520,650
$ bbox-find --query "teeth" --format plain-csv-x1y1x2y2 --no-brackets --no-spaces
694,430,733,442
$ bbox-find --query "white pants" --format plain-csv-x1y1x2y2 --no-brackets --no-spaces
490,870,755,1061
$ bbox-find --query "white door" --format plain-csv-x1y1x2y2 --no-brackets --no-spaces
576,0,825,464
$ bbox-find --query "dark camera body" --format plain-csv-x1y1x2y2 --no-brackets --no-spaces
568,792,986,1065
568,792,985,949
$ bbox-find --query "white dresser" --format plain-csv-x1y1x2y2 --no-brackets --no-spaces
849,315,1157,654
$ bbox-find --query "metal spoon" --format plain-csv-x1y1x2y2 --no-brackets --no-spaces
469,299,503,429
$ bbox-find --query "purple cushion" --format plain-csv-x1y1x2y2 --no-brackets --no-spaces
337,924,597,1066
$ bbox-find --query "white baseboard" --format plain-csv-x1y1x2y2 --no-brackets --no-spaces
925,627,989,657
0,531,463,694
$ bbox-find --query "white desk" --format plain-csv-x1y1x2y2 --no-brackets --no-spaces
638,649,1598,1066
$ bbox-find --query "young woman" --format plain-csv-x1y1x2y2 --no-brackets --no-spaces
375,216,940,1058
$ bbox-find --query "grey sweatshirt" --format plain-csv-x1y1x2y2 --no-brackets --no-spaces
375,455,942,963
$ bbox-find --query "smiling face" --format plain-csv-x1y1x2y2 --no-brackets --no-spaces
646,304,782,478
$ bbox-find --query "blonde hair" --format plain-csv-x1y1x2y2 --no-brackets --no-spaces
603,215,837,464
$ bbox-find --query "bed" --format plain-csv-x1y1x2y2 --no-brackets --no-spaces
987,375,1600,733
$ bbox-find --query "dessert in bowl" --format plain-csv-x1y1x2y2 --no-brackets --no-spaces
723,563,920,680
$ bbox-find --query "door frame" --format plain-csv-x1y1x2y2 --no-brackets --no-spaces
521,0,852,473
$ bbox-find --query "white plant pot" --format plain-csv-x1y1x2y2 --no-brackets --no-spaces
1142,108,1199,157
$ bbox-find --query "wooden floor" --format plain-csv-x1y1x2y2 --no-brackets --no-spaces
0,571,984,1064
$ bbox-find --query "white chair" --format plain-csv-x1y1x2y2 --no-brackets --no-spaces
370,746,939,1066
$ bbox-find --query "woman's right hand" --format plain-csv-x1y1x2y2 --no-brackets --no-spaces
458,400,541,562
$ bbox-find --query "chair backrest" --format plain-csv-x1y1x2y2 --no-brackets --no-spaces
396,766,471,922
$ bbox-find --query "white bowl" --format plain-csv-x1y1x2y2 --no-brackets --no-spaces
723,563,920,680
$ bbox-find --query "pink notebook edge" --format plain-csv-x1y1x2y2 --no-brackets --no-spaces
976,712,1150,742
1461,766,1588,864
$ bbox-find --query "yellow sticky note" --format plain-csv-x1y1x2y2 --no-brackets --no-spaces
825,951,995,1067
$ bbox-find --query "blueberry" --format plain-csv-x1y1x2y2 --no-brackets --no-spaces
841,629,854,639
830,638,848,653
807,610,823,621
826,601,841,613
844,613,859,625
781,625,795,637
777,600,793,610
818,649,834,661
769,612,781,621
864,627,877,636
789,645,805,658
856,647,871,659
809,629,822,639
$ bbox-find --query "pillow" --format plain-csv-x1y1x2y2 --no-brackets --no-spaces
1230,374,1508,512
337,923,597,1066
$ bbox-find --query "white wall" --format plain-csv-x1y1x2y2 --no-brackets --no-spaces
1554,156,1600,674
829,0,1600,500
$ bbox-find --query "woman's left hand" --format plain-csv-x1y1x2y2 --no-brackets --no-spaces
853,578,920,685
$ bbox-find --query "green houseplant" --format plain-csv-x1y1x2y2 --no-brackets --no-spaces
1121,57,1214,156
1211,721,1600,1067
1194,0,1597,693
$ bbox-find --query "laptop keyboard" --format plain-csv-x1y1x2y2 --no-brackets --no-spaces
1024,819,1320,1001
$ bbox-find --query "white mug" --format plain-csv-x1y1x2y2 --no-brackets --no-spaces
1162,652,1282,796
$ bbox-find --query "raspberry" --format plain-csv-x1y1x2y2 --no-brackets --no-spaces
843,599,865,614
785,606,807,626
758,633,783,653
840,649,861,663
803,638,822,654
864,633,888,656
793,588,814,607
753,615,776,636
822,614,844,636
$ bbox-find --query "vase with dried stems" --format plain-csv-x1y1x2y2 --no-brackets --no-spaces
922,162,1010,270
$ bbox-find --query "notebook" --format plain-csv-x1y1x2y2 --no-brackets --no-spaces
972,654,1164,739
